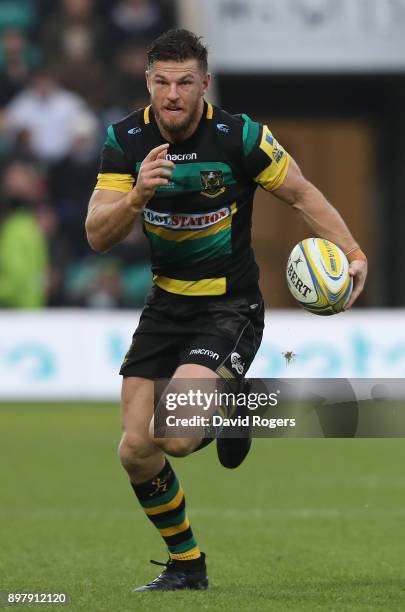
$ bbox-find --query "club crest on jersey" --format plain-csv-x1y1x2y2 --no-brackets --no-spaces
200,170,225,198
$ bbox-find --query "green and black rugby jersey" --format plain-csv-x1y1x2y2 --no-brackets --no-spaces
95,102,290,297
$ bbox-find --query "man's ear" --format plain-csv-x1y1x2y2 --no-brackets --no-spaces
145,70,151,94
202,72,211,96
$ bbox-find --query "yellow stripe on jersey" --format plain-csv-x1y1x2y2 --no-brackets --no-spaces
206,103,213,119
254,126,290,191
144,105,151,125
255,155,290,191
153,275,226,296
144,203,237,242
95,173,134,193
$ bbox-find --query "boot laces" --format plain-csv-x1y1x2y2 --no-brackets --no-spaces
150,558,174,568
149,558,178,574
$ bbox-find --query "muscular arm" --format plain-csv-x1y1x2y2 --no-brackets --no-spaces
273,157,358,252
85,143,175,253
85,189,142,253
272,156,367,308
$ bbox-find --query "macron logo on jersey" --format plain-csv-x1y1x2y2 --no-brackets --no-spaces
266,133,273,145
166,152,197,161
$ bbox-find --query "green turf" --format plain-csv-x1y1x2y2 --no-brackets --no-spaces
1,403,405,611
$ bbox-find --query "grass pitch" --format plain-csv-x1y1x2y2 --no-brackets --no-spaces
1,403,405,611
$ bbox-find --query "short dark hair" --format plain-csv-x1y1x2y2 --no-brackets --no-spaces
147,29,208,73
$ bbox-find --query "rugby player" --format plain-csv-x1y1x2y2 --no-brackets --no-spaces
85,29,367,592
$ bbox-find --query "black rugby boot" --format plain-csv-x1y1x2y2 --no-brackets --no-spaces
133,553,208,592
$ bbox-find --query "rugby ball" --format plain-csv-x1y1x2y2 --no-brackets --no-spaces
286,238,353,315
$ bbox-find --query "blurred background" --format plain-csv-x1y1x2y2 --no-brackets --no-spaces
0,0,177,310
1,0,405,397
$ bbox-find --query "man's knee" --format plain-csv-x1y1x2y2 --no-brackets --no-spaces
153,436,197,458
118,432,156,472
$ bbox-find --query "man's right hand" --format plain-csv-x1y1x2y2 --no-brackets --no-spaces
129,143,176,210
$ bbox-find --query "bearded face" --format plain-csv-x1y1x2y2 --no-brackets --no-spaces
147,60,210,139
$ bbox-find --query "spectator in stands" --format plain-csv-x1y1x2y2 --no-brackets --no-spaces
4,66,97,162
0,28,39,108
34,200,70,306
48,110,100,258
108,42,149,113
85,259,125,309
108,0,174,49
50,23,106,109
0,1,177,309
41,0,105,61
0,161,49,308
0,0,37,33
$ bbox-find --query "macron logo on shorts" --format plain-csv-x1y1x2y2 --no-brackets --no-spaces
189,348,219,360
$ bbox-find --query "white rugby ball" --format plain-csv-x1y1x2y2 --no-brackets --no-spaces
286,238,353,315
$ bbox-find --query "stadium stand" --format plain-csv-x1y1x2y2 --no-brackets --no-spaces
0,0,176,308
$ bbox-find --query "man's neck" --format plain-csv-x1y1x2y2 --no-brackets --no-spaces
154,100,205,144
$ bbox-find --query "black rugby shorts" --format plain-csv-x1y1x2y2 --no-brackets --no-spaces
120,285,264,380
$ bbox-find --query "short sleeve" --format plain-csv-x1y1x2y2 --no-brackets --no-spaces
242,115,290,191
95,125,134,193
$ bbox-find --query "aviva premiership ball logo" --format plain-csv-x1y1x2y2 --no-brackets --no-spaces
200,170,225,198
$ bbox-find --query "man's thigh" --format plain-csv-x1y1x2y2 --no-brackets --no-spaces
120,377,167,482
121,377,156,447
121,370,217,437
